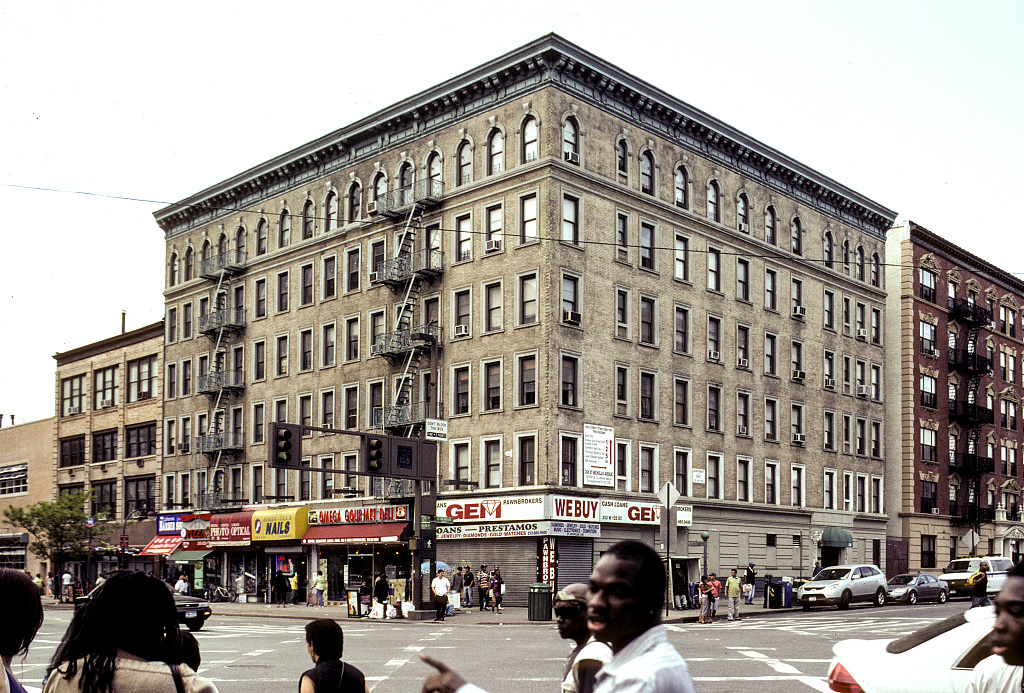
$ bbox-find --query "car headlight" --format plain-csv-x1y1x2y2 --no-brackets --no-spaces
889,588,906,595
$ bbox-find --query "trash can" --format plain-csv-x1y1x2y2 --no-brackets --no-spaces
782,581,793,608
767,581,784,608
528,583,553,621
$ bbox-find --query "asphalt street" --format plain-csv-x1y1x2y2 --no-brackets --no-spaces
13,599,969,693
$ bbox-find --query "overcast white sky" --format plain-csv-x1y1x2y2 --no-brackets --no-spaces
2,1,1022,424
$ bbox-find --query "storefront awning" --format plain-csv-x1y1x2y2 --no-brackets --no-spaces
302,522,408,545
820,526,854,547
172,550,211,563
139,535,182,556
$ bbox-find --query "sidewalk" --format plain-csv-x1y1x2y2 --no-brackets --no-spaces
46,597,799,626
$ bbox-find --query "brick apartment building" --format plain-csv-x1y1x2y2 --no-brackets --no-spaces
0,416,54,577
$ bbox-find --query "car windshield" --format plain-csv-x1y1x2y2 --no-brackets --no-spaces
812,568,851,581
945,560,976,573
888,575,915,585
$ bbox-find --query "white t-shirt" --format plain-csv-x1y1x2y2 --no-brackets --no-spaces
968,655,1023,693
431,576,450,598
62,572,72,586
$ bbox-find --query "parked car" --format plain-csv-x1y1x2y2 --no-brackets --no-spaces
885,573,948,604
75,580,212,631
797,564,888,610
826,605,994,692
939,556,1013,597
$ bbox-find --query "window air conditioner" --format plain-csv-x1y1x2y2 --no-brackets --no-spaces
857,328,868,340
178,444,188,453
563,310,581,325
100,399,113,409
707,350,720,361
792,370,806,381
931,508,940,514
138,390,150,400
792,433,806,444
824,377,836,390
737,358,749,369
738,222,750,233
485,239,503,252
857,385,870,397
454,324,470,338
366,201,379,215
68,406,80,415
564,151,580,165
738,425,748,436
368,271,380,283
792,305,806,318
369,344,383,357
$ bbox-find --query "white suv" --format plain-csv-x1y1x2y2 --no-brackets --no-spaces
797,564,888,610
939,556,1013,597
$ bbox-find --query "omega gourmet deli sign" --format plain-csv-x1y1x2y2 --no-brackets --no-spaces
436,496,545,522
308,505,408,525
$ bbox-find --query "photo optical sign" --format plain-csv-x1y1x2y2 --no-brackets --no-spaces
583,423,615,488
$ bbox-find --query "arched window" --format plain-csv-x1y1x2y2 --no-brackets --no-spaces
674,167,688,208
871,254,881,287
562,118,579,162
522,117,538,162
428,152,442,188
855,247,865,280
764,207,777,245
790,218,802,255
184,247,195,279
617,140,628,175
398,163,414,205
456,144,471,186
706,180,720,222
325,192,338,232
302,201,314,239
278,210,290,248
737,193,749,230
169,253,178,287
201,239,211,262
640,151,654,195
823,232,834,268
373,173,387,201
487,130,504,175
217,233,228,257
347,184,361,223
256,219,268,255
235,226,246,257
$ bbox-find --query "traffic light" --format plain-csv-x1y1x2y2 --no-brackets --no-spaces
362,435,390,475
270,423,302,468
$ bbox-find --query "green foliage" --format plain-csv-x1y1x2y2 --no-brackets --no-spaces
3,490,92,564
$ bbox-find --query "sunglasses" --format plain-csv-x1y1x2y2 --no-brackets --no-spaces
555,604,585,619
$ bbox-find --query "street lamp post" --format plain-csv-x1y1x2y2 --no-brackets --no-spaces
701,531,710,579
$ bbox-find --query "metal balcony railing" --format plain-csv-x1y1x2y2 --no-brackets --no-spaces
950,502,996,525
199,490,247,510
372,249,444,284
199,250,247,279
370,324,442,359
948,401,994,426
377,179,444,218
949,453,995,475
373,401,431,429
948,298,992,326
197,370,245,395
198,308,246,335
947,349,992,374
195,431,245,454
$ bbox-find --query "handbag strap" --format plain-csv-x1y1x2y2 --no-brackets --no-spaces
169,664,186,693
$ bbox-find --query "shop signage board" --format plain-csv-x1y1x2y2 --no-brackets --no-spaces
208,513,252,546
582,423,616,487
597,499,661,525
425,419,448,441
158,513,186,535
436,496,545,522
308,505,408,525
439,494,665,526
436,520,600,540
675,505,694,527
251,507,309,541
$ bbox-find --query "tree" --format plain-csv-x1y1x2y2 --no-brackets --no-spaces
3,490,91,575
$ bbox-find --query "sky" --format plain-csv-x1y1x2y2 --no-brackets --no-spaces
1,0,1022,424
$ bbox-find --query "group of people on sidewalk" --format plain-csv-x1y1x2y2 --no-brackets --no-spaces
697,563,756,623
430,565,506,621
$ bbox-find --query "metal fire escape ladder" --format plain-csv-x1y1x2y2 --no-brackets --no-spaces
203,270,230,503
388,204,425,437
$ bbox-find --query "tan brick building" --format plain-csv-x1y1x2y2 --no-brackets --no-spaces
0,416,54,578
53,321,163,584
155,35,895,606
886,221,1024,575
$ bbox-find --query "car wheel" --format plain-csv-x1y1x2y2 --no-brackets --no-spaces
185,619,205,632
838,591,852,610
875,588,886,607
937,590,947,604
907,590,918,605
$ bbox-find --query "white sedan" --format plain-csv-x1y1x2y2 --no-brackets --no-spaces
827,606,995,692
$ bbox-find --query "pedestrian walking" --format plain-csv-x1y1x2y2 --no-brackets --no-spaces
431,569,450,622
969,561,992,608
374,573,390,606
462,567,474,608
298,619,366,693
698,576,713,623
708,573,721,621
725,568,743,621
477,565,490,612
313,570,327,607
744,562,757,605
812,560,823,577
554,584,611,693
175,574,190,595
61,570,73,603
1,568,43,693
271,570,288,608
290,572,300,604
489,568,504,614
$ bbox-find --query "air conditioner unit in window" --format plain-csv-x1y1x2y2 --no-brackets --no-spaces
366,201,379,215
454,324,470,338
564,151,580,165
931,507,940,514
369,343,383,357
738,222,750,233
68,406,80,415
485,239,503,252
738,425,748,436
708,350,720,361
563,310,581,325
137,390,150,400
177,444,188,453
792,433,806,444
824,377,836,390
368,271,380,283
857,328,868,340
737,358,749,369
792,305,806,318
617,247,629,261
100,399,113,409
857,385,870,397
792,370,806,381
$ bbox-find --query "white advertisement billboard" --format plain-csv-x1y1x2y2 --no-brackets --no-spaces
583,423,615,487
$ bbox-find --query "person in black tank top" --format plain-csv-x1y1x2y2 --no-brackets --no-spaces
299,619,367,693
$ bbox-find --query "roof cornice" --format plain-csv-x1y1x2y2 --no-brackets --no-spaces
905,221,1024,296
53,321,165,366
154,33,896,239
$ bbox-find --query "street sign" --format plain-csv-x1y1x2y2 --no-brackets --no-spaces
120,534,130,548
425,419,448,441
85,517,95,528
657,482,681,509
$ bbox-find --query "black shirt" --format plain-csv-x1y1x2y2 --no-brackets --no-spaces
300,658,366,693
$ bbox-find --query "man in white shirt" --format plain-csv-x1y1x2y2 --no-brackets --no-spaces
431,569,450,622
555,584,611,693
969,561,1024,692
61,570,73,603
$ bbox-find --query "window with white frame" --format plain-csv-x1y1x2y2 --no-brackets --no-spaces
616,441,630,491
674,234,689,280
824,469,836,510
674,377,689,426
639,445,655,493
616,288,631,339
706,453,721,499
518,353,537,407
616,365,630,417
673,448,689,495
737,457,750,501
791,464,805,506
765,461,778,504
484,438,502,488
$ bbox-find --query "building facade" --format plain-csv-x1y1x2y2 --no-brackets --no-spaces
0,416,54,577
155,35,895,607
885,221,1024,575
53,321,164,585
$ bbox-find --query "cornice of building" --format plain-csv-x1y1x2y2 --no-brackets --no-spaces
902,220,1024,296
154,33,896,239
53,320,165,367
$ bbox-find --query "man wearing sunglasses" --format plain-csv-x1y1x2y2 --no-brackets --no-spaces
555,584,611,693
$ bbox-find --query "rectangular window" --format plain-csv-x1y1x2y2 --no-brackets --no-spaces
639,296,656,345
93,430,118,463
301,264,314,306
95,366,119,408
824,469,836,510
764,333,777,375
857,474,867,512
519,273,538,325
707,248,721,291
277,272,289,312
127,356,157,402
639,446,655,493
276,335,288,376
706,454,721,499
674,234,689,280
791,278,803,312
485,439,502,488
791,465,804,506
519,436,536,485
453,442,470,483
484,361,502,411
824,411,836,450
126,423,157,458
616,365,630,416
617,214,630,262
707,316,721,357
321,323,336,367
561,436,578,486
254,280,266,318
454,366,470,415
921,535,936,569
791,404,804,440
674,306,689,352
60,436,85,467
299,394,313,430
616,289,631,339
737,458,750,501
871,308,882,344
165,364,176,400
167,308,177,342
561,194,580,244
616,442,629,491
322,256,336,299
484,281,503,332
871,477,882,513
520,194,537,243
640,371,656,420
346,248,360,291
674,377,689,426
456,215,472,261
183,303,193,337
453,289,471,332
765,398,778,441
707,385,721,431
164,420,176,455
345,317,359,361
91,481,116,518
736,325,750,367
736,258,749,301
562,274,580,316
561,355,579,407
737,392,750,434
300,329,313,371
824,290,835,329
486,204,503,244
125,477,154,515
253,403,265,444
764,269,777,310
765,461,778,504
640,222,655,270
674,449,689,496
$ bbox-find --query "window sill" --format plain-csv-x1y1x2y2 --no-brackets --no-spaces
638,265,659,277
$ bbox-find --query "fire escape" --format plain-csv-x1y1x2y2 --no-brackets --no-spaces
368,178,444,438
195,245,247,510
947,298,994,527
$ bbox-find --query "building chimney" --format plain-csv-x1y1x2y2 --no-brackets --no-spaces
122,310,126,334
